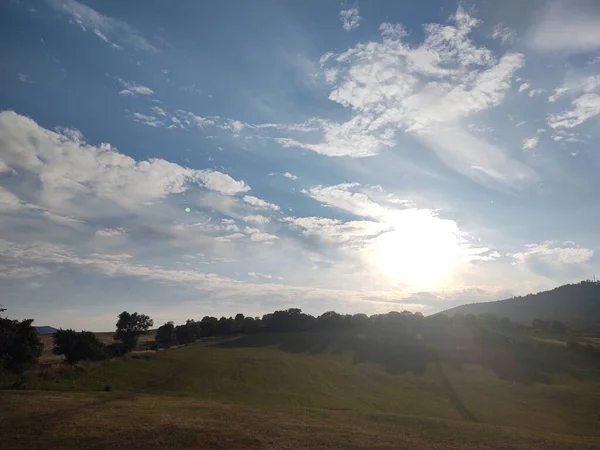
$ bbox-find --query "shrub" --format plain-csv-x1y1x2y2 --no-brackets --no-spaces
0,317,43,374
175,323,197,345
52,329,107,364
106,342,129,357
155,321,176,347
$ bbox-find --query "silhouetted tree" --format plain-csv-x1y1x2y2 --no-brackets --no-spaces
242,316,260,333
155,322,176,347
199,316,218,337
175,322,197,344
114,311,153,351
0,315,43,374
217,317,236,335
52,329,107,364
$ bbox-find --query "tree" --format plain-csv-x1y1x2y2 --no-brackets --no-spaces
216,316,235,335
175,323,196,344
52,329,107,364
114,311,153,351
185,319,202,339
155,322,176,347
0,317,43,374
199,316,218,337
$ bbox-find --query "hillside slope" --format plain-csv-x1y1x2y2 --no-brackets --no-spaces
441,281,600,329
2,333,600,448
34,326,57,334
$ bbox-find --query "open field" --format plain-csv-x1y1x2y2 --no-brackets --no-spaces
2,332,600,449
38,331,157,362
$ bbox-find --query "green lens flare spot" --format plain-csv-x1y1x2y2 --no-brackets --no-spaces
185,207,191,213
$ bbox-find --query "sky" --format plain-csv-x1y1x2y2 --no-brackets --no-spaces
1,0,600,330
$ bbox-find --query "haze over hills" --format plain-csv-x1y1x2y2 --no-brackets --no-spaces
34,326,57,335
441,281,600,330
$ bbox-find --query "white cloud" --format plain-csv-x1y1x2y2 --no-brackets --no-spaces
196,170,250,196
274,8,529,186
95,228,125,237
287,182,497,290
239,226,278,243
548,94,600,129
549,87,570,103
521,136,539,150
284,216,387,245
417,125,535,186
340,6,361,31
305,183,385,218
243,215,270,224
526,1,600,54
283,172,298,181
0,159,12,174
0,186,22,212
490,23,517,45
117,77,153,96
247,272,280,280
511,241,593,266
518,82,531,93
42,211,85,226
242,195,280,211
528,88,544,97
249,232,279,243
0,238,433,316
151,106,167,116
133,112,162,127
216,232,246,242
47,0,157,51
0,111,249,212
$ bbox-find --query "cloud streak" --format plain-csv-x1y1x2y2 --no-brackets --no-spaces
46,0,157,51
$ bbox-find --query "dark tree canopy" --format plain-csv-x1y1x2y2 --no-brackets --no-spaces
155,321,176,347
52,329,107,364
0,317,43,374
114,311,153,351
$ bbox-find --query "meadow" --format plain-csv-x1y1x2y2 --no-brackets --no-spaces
2,332,600,449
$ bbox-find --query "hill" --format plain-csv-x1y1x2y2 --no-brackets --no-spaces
2,332,600,449
441,280,600,330
34,326,57,334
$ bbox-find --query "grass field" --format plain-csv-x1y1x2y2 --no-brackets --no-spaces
2,332,600,449
37,331,157,362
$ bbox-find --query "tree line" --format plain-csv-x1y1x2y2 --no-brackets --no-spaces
2,303,593,378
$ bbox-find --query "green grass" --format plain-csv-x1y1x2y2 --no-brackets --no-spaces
2,332,600,449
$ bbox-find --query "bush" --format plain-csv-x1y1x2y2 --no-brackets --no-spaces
52,329,107,364
106,342,129,357
0,317,43,374
155,321,176,347
175,323,197,345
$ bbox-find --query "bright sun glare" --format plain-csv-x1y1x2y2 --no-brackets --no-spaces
370,210,462,290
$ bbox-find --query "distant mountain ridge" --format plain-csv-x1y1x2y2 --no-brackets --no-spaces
35,326,57,334
440,281,600,330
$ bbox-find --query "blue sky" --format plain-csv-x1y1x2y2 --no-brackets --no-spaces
1,0,600,330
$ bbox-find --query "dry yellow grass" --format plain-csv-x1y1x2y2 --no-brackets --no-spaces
4,333,599,449
2,390,599,450
38,331,157,362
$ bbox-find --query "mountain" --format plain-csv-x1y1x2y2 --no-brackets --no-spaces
440,281,600,330
35,326,57,334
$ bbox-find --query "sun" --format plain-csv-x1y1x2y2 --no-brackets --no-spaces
369,210,462,290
